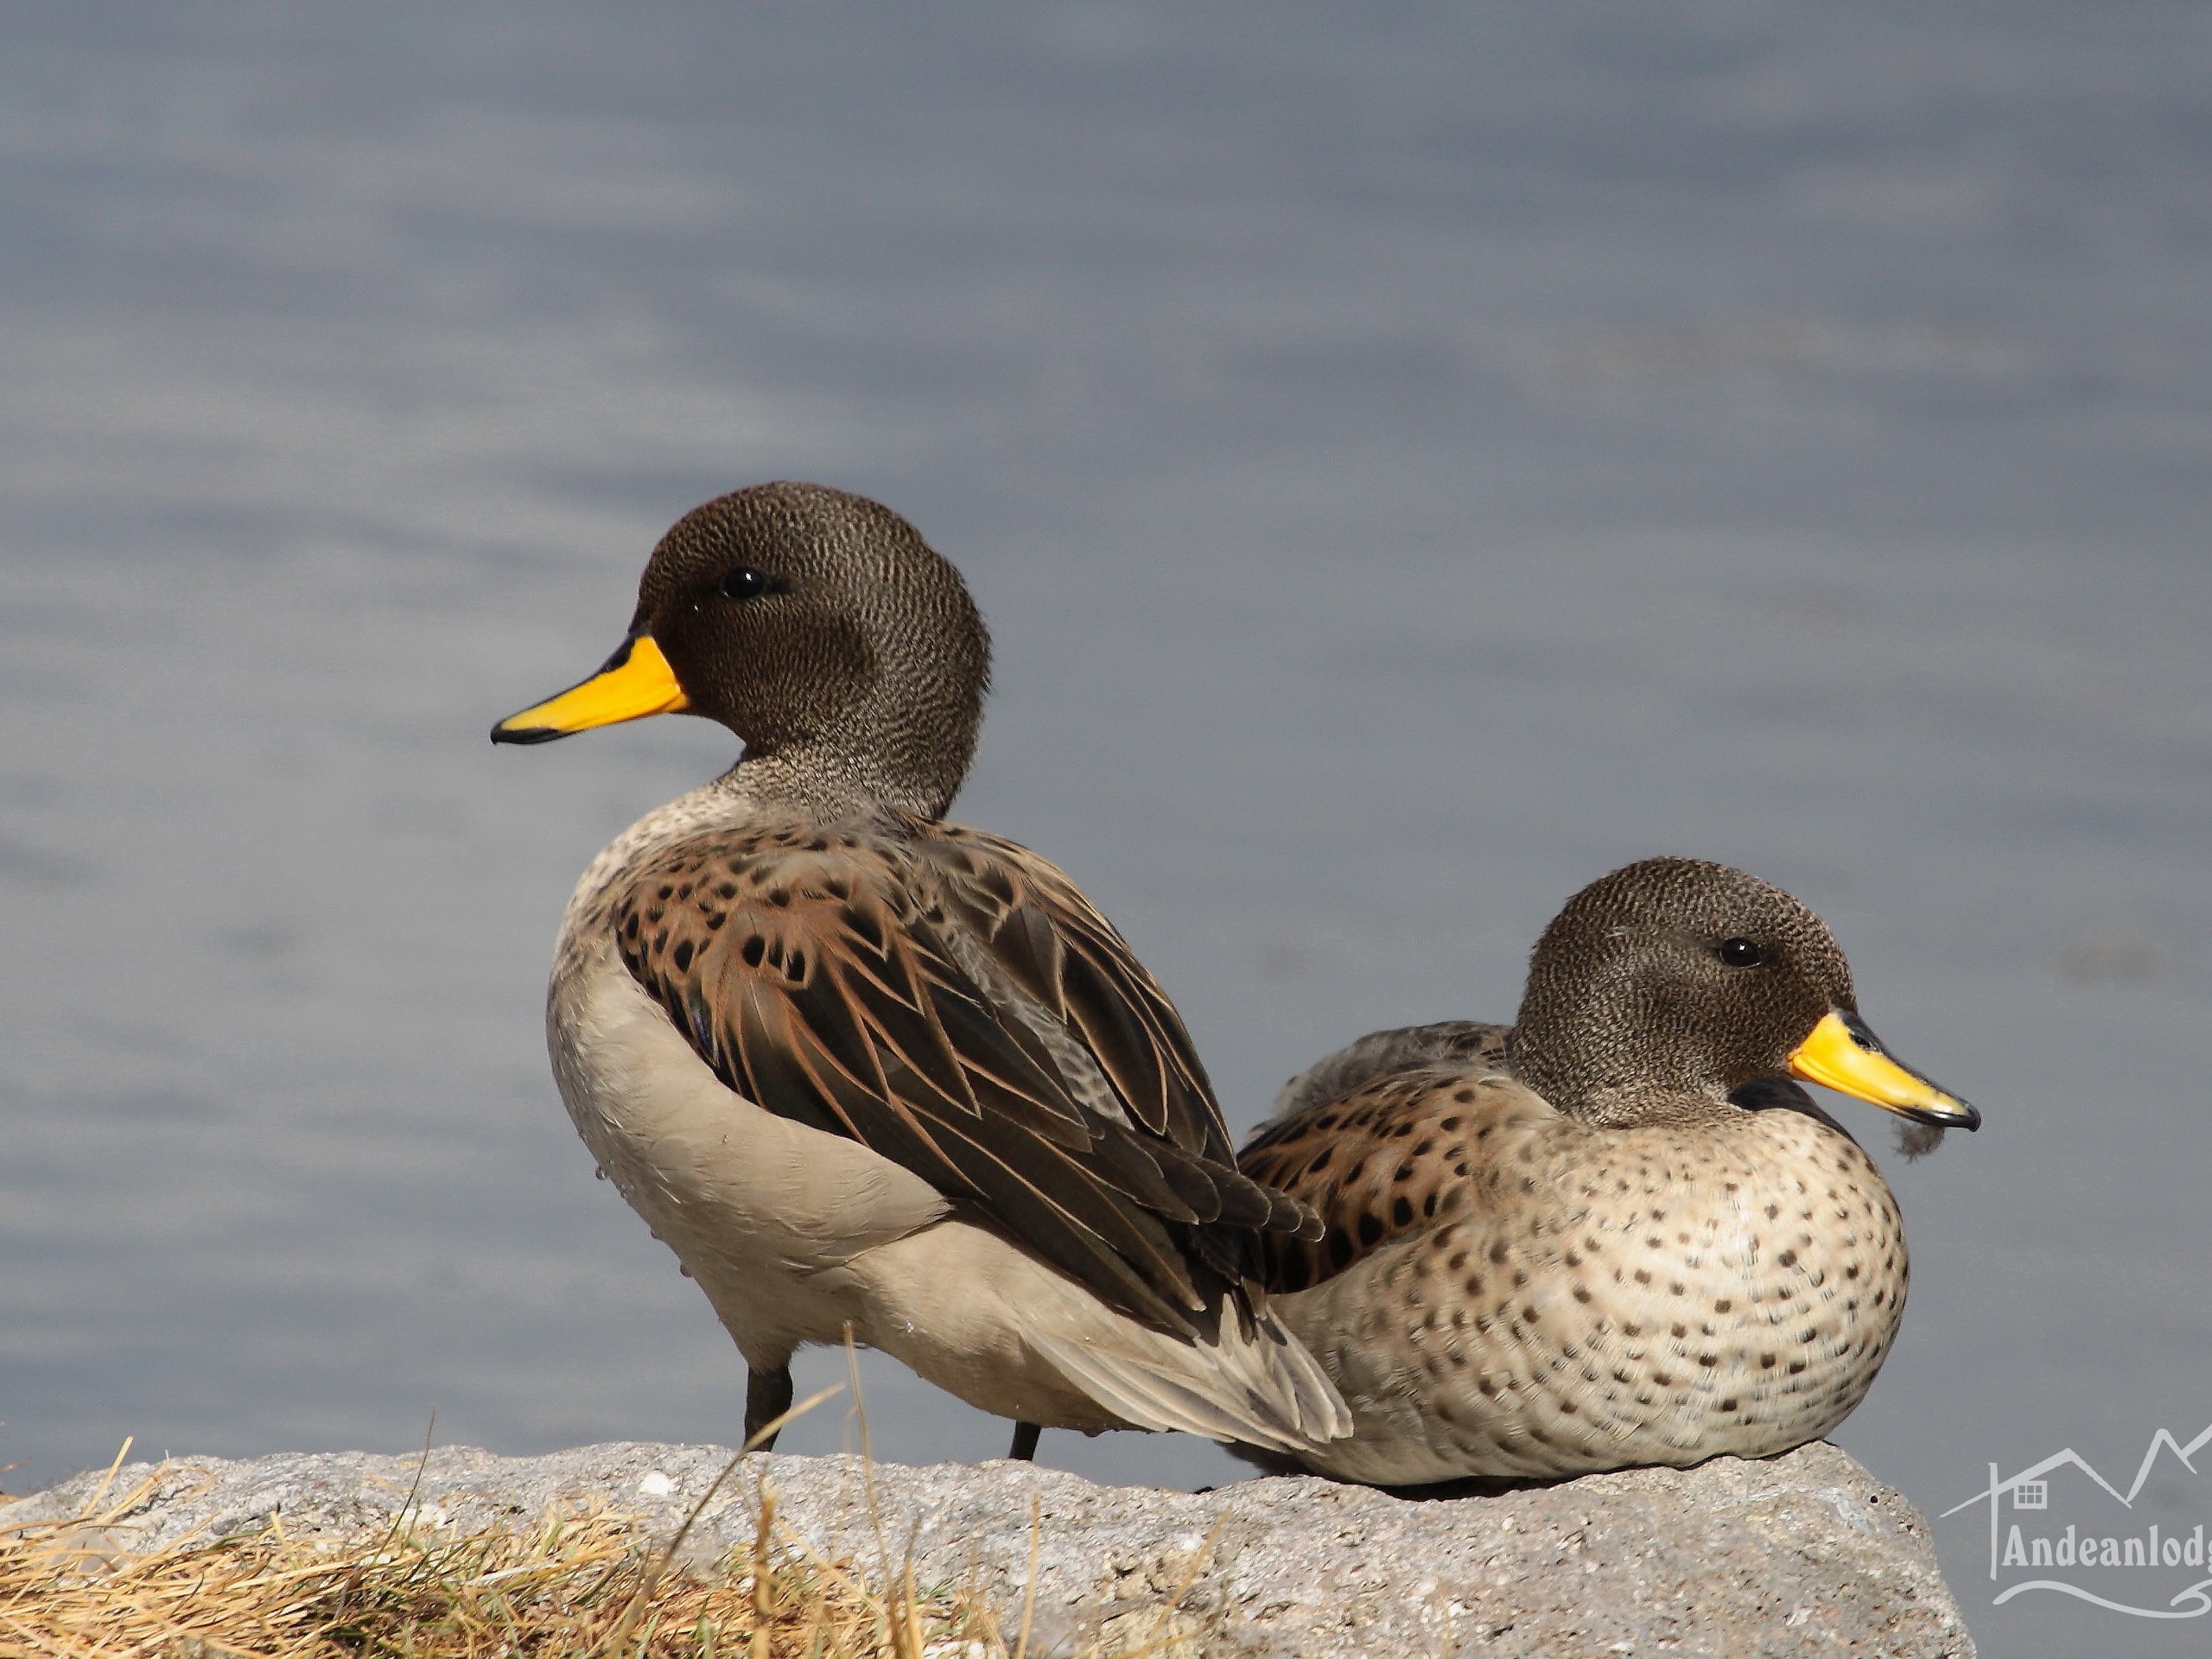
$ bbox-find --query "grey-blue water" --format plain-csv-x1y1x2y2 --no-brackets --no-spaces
4,5,2209,1650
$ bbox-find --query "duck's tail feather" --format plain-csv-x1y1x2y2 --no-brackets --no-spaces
1029,1304,1351,1454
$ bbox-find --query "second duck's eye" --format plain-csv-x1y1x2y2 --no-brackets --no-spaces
1717,937,1764,969
717,568,770,601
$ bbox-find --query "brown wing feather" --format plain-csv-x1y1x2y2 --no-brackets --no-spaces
613,820,1314,1340
922,826,1230,1157
1240,1033,1528,1295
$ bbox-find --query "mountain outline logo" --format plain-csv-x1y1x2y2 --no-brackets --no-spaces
1942,1421,2212,1620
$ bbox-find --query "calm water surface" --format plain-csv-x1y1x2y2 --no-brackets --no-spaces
4,6,2210,1652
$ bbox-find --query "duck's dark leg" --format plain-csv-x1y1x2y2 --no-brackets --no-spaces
1007,1421,1042,1461
746,1364,794,1452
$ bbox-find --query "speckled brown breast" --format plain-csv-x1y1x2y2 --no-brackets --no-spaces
1240,1063,1908,1485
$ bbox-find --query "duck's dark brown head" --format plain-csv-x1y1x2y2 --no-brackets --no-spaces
493,482,989,820
1509,856,1980,1132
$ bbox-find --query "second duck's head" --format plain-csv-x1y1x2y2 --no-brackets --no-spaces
1509,856,1980,1135
493,482,990,819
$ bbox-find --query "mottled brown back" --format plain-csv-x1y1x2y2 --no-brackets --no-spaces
612,812,1319,1340
1242,1025,1512,1293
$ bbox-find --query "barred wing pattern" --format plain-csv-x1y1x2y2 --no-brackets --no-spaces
611,818,1318,1340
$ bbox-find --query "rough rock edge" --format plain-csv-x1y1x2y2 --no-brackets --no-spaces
2,1439,1972,1658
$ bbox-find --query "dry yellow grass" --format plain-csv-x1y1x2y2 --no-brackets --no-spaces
2,1353,1220,1659
0,1442,1004,1659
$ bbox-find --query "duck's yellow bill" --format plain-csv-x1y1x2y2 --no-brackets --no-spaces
490,634,688,745
1788,1009,1981,1130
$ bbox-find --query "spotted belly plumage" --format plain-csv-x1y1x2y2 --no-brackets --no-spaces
1249,1067,1906,1485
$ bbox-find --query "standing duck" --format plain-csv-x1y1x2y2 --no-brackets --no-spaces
493,482,1347,1459
1237,857,1978,1486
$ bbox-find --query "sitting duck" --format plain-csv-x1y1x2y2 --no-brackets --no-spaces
1238,856,1978,1485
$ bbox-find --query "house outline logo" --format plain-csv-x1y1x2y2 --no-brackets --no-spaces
1942,1421,2212,1619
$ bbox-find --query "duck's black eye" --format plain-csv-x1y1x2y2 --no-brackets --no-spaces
1717,938,1764,969
716,568,770,601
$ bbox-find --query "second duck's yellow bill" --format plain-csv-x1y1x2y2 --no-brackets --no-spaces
491,634,689,745
1788,1009,1981,1129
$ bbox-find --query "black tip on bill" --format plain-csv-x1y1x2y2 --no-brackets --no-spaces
1932,1099,1983,1133
489,722,566,746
